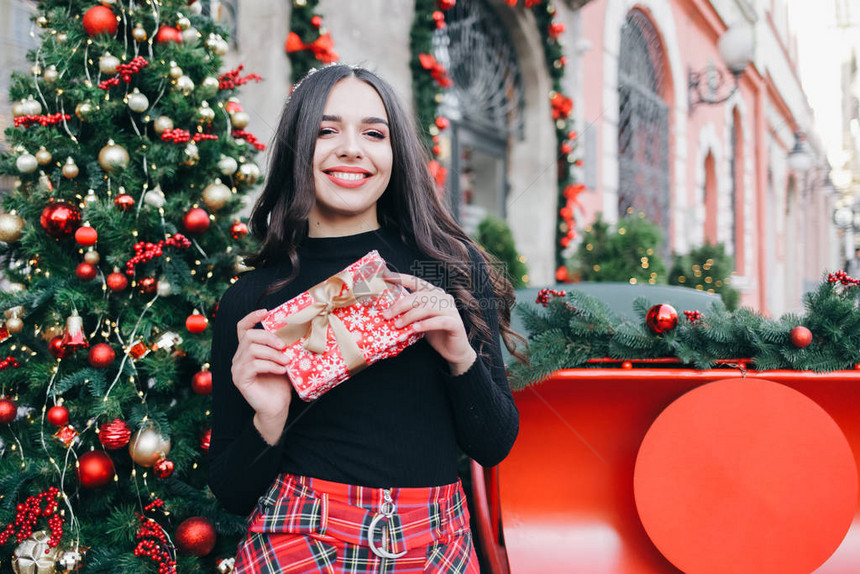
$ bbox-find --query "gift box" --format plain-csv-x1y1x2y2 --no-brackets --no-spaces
261,250,423,401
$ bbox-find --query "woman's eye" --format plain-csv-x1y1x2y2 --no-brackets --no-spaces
318,127,336,136
365,130,386,139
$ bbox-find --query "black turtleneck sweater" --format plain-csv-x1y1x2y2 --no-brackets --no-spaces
208,227,519,515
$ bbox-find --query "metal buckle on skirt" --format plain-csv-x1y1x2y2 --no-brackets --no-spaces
367,489,408,559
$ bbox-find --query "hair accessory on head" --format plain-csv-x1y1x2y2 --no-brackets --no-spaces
288,63,365,101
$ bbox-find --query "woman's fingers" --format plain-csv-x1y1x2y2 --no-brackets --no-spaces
239,328,289,354
236,308,269,340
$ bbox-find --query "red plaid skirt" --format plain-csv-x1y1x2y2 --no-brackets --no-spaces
234,474,479,573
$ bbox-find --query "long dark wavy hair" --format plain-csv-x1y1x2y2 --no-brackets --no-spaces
246,64,526,364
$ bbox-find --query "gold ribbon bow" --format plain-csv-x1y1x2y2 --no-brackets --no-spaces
274,270,390,375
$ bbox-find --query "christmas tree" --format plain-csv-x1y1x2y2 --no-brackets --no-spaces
0,0,264,571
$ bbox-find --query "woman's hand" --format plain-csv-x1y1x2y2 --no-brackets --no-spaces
383,273,477,376
231,309,293,444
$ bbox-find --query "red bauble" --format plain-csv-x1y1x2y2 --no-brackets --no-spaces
88,343,116,368
77,450,115,488
224,100,243,114
0,397,17,424
74,225,98,246
106,271,128,292
175,516,216,556
153,457,175,479
47,405,69,427
138,276,157,293
230,220,249,239
48,336,68,359
76,262,98,281
41,201,82,239
790,326,813,348
621,361,633,370
114,193,135,212
99,418,131,449
182,208,210,235
82,5,118,37
156,25,183,44
191,370,212,395
645,304,678,335
185,313,208,334
200,428,211,451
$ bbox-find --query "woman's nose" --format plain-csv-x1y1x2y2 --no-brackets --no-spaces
336,130,363,159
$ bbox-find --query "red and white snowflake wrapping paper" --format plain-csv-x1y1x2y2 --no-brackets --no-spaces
261,250,423,401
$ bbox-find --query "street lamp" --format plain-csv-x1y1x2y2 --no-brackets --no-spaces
787,131,813,174
688,23,754,111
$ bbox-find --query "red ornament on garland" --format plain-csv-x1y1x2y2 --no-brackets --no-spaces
48,336,68,359
185,312,208,334
153,457,175,479
155,25,183,44
191,369,212,395
182,207,210,234
99,418,131,449
76,262,98,281
790,326,813,348
138,276,157,293
230,220,248,239
175,516,216,556
74,225,98,246
200,428,211,451
47,405,69,427
61,311,89,352
114,193,135,212
106,270,128,292
41,201,81,238
0,397,17,424
82,5,118,37
645,304,678,335
88,343,116,368
77,450,115,488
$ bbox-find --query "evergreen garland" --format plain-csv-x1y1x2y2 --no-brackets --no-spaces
508,271,860,390
285,0,339,83
476,216,529,288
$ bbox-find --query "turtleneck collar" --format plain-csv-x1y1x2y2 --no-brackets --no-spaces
297,226,403,260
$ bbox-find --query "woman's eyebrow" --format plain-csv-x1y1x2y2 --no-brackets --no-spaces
321,114,389,126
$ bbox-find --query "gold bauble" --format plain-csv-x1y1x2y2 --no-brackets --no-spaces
132,22,148,42
6,317,23,334
23,96,42,116
98,140,130,174
12,530,59,574
183,143,200,166
230,111,250,129
177,15,191,30
35,147,53,166
175,75,194,96
57,548,84,572
43,65,58,84
126,88,149,113
181,26,200,45
62,157,79,179
202,179,232,211
153,115,173,134
156,278,173,297
56,31,68,42
168,61,183,80
84,250,100,265
217,155,238,175
199,76,219,98
144,186,166,208
213,38,229,56
99,53,120,75
11,100,26,118
75,102,93,121
236,162,260,185
16,153,38,174
36,15,48,27
5,306,23,319
0,213,25,243
129,426,171,467
197,101,215,124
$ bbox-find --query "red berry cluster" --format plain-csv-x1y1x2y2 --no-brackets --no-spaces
125,234,192,276
438,0,455,9
98,56,149,89
0,356,20,370
432,10,446,28
160,128,191,143
134,500,176,574
0,487,63,547
828,270,860,287
548,22,566,39
218,64,262,90
535,288,566,307
684,310,703,324
193,133,218,142
231,129,266,150
13,113,71,128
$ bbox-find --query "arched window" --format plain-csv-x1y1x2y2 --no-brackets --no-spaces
433,0,524,234
618,9,670,252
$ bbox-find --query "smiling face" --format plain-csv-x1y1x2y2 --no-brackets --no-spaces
308,76,393,237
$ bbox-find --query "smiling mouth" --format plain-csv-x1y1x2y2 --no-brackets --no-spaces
324,171,369,182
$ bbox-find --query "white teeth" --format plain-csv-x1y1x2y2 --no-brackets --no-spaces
328,171,365,181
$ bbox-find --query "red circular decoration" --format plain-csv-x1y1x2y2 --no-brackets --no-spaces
82,5,118,37
191,370,212,395
645,303,678,335
155,25,183,44
185,313,208,334
224,100,243,114
182,208,210,235
634,378,857,574
138,276,157,293
88,343,116,368
76,262,98,281
175,516,216,556
790,326,813,348
230,220,249,239
0,397,17,424
106,271,128,292
114,193,135,212
199,428,211,451
77,450,115,488
621,361,633,370
99,418,131,449
40,201,82,239
74,226,98,246
48,336,68,359
47,405,69,427
153,458,175,479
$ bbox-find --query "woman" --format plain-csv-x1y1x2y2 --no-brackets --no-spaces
209,64,526,573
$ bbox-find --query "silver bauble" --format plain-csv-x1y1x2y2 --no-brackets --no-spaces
236,162,260,185
12,530,60,574
75,102,93,121
197,101,215,124
156,278,173,297
175,75,194,96
230,111,250,129
99,53,120,75
129,426,171,467
183,142,200,166
188,0,202,15
23,96,42,116
57,548,84,572
98,140,130,174
214,39,229,56
153,115,174,134
43,65,58,84
198,76,219,98
126,88,149,113
132,22,148,42
35,147,53,166
62,157,79,179
16,153,38,174
56,32,68,43
168,61,183,80
217,155,238,175
177,15,191,30
144,186,166,208
181,26,200,45
11,100,26,118
202,179,232,211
